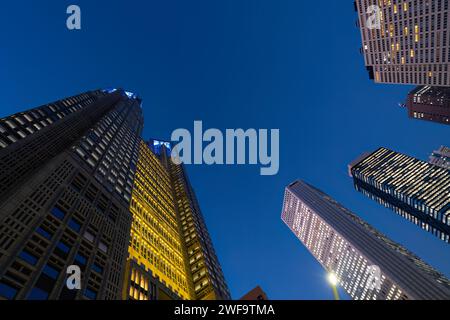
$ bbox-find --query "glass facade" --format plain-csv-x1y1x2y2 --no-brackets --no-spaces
282,180,450,300
429,146,450,169
355,0,450,86
349,147,450,243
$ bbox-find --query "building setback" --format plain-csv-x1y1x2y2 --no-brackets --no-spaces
0,89,229,300
281,180,450,300
405,86,450,125
349,147,450,243
354,0,450,86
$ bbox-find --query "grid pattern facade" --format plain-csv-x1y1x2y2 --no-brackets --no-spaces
349,147,450,243
169,161,230,300
406,86,450,124
355,0,450,86
124,141,191,300
0,91,104,150
0,89,142,300
429,146,450,169
147,141,230,300
281,180,450,300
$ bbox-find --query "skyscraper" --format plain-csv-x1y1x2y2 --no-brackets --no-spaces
149,140,230,300
354,0,450,86
0,89,143,300
123,140,230,300
0,89,229,300
349,147,450,243
405,86,450,125
281,180,450,300
429,146,450,169
123,140,192,300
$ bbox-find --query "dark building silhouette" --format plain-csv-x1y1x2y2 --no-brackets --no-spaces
0,89,142,300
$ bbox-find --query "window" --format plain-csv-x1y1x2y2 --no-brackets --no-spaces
92,263,103,274
84,288,97,300
57,242,70,253
98,242,108,253
74,254,87,266
68,219,81,233
83,231,95,243
19,250,38,266
42,265,60,280
36,227,52,240
0,281,18,299
54,242,71,258
28,287,49,300
51,206,66,220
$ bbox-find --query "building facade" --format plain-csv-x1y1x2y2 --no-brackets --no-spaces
405,86,450,125
281,180,450,300
0,89,142,300
429,146,450,169
122,141,192,300
354,0,450,86
240,286,268,301
349,147,450,243
148,140,231,300
0,89,229,300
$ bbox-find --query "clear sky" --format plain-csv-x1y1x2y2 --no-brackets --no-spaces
1,0,448,300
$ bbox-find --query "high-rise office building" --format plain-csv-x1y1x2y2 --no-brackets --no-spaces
0,89,229,300
148,140,230,300
429,146,450,169
354,0,450,86
122,140,192,300
122,140,230,301
405,86,450,125
0,89,143,300
349,147,450,243
281,180,450,300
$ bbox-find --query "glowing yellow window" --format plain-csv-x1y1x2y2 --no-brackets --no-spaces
375,72,381,82
389,24,394,37
410,49,414,58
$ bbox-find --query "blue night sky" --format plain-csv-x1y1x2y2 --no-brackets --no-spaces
1,1,449,300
